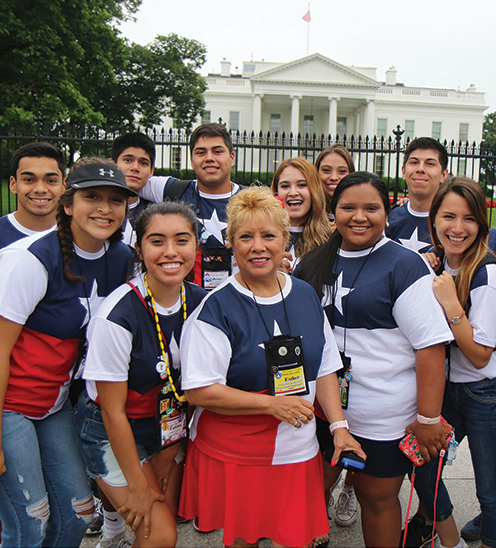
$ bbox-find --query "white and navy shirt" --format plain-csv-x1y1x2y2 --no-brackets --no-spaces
322,238,452,441
121,197,154,247
180,274,342,466
83,275,207,418
386,202,432,253
0,231,133,419
449,262,496,383
141,176,238,248
287,226,303,270
0,213,53,250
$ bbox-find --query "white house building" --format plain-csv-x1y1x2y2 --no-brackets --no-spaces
194,53,486,144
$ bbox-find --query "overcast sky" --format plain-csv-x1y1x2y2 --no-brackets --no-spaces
119,0,496,120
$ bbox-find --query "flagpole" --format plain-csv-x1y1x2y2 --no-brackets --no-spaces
306,2,310,55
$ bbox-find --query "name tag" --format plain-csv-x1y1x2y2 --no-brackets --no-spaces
264,334,309,397
157,390,188,449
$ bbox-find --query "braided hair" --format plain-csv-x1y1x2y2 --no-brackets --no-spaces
57,157,126,281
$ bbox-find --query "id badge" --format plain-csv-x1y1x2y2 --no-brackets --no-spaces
337,352,351,410
201,246,232,290
157,389,188,449
265,334,309,397
73,340,88,380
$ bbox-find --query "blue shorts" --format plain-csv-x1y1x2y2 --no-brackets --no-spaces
74,391,160,487
316,416,413,478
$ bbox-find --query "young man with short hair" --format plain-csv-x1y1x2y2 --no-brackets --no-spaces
140,123,239,290
0,142,66,249
110,132,155,246
387,137,449,253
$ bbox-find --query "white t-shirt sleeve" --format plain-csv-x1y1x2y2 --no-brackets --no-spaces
83,315,133,382
0,248,48,324
180,311,232,390
393,274,453,349
318,314,342,378
139,176,171,203
469,268,496,348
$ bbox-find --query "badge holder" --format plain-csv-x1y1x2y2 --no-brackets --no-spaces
201,246,232,290
265,334,309,397
156,368,188,450
127,280,189,450
336,351,352,410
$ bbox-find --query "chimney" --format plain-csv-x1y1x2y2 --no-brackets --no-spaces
385,66,397,86
220,59,231,77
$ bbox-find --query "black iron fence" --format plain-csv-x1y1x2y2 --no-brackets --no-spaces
2,122,496,219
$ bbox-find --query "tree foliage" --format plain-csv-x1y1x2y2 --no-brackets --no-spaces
483,111,496,150
480,111,496,187
0,1,207,130
97,34,207,130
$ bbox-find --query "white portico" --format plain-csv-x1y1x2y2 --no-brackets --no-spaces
247,54,378,138
197,53,486,143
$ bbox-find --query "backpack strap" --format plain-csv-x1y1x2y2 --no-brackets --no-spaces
163,179,193,201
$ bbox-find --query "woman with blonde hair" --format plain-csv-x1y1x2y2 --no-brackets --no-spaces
178,185,364,548
271,158,332,269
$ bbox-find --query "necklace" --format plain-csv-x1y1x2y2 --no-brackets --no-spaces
144,273,187,402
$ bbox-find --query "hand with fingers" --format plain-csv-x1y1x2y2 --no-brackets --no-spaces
278,251,293,274
328,429,367,467
267,395,314,427
118,483,164,538
423,251,441,270
405,420,448,463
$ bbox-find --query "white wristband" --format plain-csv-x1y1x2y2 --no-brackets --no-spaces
417,413,441,425
329,420,349,434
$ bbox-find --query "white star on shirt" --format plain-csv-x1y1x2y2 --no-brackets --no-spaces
399,227,430,253
333,272,354,316
79,279,105,328
200,209,228,244
258,320,284,349
169,333,180,369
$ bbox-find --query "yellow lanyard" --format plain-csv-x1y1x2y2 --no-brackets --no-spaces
144,274,187,403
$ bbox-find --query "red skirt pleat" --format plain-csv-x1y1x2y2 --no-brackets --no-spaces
179,441,329,547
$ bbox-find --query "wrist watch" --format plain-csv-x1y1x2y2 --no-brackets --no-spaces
449,310,465,325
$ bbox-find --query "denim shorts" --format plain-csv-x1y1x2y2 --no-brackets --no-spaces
74,391,160,487
316,416,413,478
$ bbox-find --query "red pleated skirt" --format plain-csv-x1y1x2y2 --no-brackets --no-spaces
179,441,329,547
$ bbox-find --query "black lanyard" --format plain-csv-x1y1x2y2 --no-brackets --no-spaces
243,276,291,338
330,244,375,355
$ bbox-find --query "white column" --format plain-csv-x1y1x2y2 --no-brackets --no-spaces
252,93,263,134
328,97,339,137
354,111,361,138
290,95,302,136
364,99,375,138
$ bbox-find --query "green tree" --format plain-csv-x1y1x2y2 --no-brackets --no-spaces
96,34,207,131
0,2,206,131
0,0,140,126
481,111,496,190
483,111,496,149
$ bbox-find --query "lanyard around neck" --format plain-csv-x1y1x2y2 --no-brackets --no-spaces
242,275,292,339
